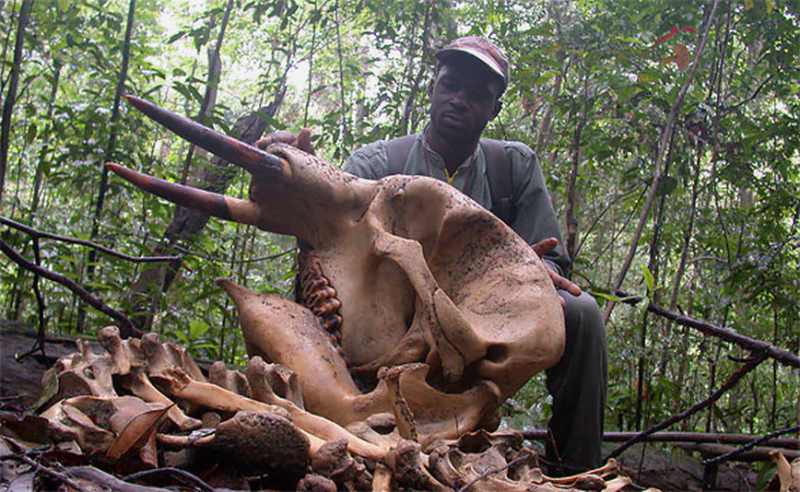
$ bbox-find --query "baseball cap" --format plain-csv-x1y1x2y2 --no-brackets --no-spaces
435,36,510,90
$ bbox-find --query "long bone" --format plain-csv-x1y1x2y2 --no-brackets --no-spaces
108,96,565,440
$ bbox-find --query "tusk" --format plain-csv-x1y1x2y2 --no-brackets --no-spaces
125,95,286,178
106,162,260,225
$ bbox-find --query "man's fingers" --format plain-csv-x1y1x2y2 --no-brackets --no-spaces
531,237,558,257
296,129,316,155
255,130,298,149
255,129,316,155
548,269,583,297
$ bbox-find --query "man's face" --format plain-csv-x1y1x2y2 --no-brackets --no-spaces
428,56,504,144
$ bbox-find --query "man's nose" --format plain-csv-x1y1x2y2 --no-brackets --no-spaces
450,88,470,107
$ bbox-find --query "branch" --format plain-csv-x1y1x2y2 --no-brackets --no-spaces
2,454,84,491
0,215,182,263
123,467,215,492
605,352,767,460
614,289,800,369
171,243,295,265
521,429,799,450
702,425,800,465
0,238,141,338
676,442,800,463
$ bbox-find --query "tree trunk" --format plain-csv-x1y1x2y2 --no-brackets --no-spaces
0,0,34,207
397,2,436,136
28,60,62,218
178,0,233,186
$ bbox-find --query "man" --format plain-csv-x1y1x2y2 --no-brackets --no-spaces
259,36,607,475
344,37,606,475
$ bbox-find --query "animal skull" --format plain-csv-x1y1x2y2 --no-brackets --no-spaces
107,95,565,441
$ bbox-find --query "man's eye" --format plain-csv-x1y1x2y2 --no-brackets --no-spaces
442,81,460,91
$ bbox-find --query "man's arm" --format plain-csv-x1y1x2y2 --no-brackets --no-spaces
505,143,580,296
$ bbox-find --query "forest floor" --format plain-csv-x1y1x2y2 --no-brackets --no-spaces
0,321,766,491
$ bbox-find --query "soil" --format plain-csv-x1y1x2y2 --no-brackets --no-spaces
0,321,770,491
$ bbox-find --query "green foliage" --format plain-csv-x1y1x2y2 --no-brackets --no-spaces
0,0,797,465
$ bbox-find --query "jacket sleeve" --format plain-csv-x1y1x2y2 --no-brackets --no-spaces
506,143,572,277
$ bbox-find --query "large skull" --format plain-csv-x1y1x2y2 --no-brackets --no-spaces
108,96,565,441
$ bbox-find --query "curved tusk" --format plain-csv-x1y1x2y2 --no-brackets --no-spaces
125,95,286,178
106,162,260,226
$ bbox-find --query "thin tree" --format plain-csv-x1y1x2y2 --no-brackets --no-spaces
78,0,137,333
0,0,34,207
178,0,234,186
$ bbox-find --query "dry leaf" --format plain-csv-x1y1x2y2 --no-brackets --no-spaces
106,405,171,460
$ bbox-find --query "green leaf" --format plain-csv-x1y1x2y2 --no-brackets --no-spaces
25,123,38,144
189,320,209,340
642,265,655,293
637,70,662,84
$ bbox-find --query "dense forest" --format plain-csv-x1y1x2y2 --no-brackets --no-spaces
1,0,797,482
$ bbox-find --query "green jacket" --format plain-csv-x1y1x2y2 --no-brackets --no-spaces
343,133,571,276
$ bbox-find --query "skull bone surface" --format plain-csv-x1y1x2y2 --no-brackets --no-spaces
108,96,565,441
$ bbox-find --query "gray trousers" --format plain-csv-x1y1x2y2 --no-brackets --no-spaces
545,291,608,473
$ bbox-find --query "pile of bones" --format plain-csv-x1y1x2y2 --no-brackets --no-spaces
23,97,656,491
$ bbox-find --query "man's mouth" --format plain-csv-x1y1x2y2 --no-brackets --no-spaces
443,111,468,126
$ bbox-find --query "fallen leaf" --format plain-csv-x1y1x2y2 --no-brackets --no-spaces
106,404,171,460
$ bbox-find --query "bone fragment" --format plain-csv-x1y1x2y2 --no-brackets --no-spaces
298,474,337,492
378,365,417,441
544,459,620,483
97,326,131,375
602,476,636,492
123,367,201,431
244,357,388,462
40,398,116,454
208,411,310,477
770,450,800,492
371,463,393,492
393,440,449,491
208,361,251,397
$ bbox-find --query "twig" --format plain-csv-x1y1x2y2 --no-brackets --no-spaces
124,467,216,492
0,215,182,263
675,442,800,463
614,289,800,369
171,243,295,264
605,352,767,461
0,238,141,338
702,425,800,465
2,454,84,491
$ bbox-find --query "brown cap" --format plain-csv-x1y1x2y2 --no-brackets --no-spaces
435,36,510,90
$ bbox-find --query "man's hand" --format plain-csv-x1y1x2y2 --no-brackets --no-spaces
531,238,583,301
256,128,315,155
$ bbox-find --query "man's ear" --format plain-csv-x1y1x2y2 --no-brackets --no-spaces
491,100,503,120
